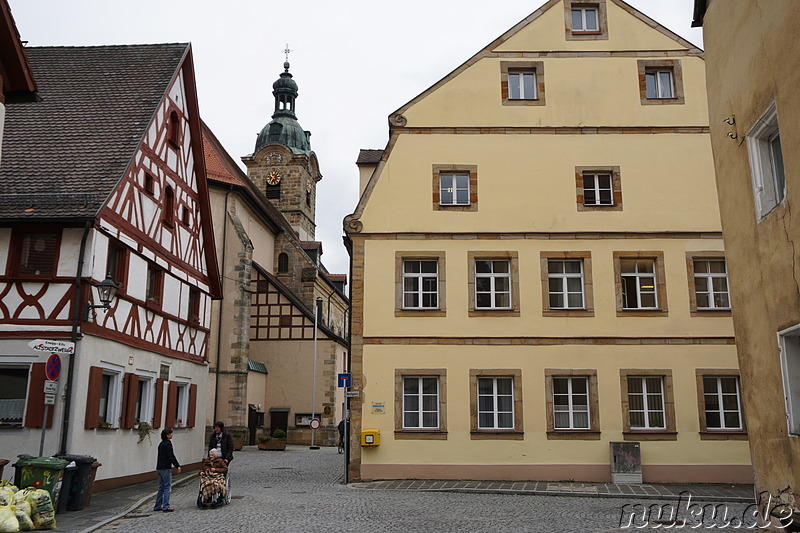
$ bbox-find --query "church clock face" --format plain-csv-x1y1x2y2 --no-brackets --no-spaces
266,171,282,186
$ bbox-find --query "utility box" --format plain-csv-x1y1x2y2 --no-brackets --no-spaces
610,441,642,484
361,429,380,446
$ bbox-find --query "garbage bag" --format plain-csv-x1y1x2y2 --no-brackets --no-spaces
0,505,18,533
0,492,12,508
12,501,31,532
13,491,54,531
0,483,15,494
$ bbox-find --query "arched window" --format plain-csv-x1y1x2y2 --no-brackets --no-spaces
163,186,174,225
278,253,289,273
169,111,180,146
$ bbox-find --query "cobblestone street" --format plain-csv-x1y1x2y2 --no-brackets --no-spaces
94,446,757,533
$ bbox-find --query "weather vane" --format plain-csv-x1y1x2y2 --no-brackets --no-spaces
284,43,292,62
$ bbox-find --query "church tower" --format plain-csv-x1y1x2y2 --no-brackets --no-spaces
243,61,321,240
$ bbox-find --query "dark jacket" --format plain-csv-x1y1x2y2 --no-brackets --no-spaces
156,439,180,471
208,430,234,463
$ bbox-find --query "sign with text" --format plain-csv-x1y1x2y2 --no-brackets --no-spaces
28,339,74,355
44,394,56,406
371,402,385,414
43,380,58,394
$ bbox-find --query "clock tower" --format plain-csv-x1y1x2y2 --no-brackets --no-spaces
242,61,321,240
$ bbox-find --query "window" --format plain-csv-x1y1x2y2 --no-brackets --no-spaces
168,111,180,147
541,252,594,317
277,253,289,274
0,368,28,426
553,377,589,430
565,1,607,40
500,62,545,106
134,376,154,425
16,231,59,277
144,173,155,195
164,380,197,429
181,206,190,226
93,368,122,428
637,60,685,105
572,6,599,31
106,241,127,290
163,185,174,226
548,259,584,309
477,377,514,429
575,166,622,211
402,260,438,309
188,287,201,323
146,265,163,305
174,382,189,428
395,369,447,439
703,376,742,430
432,165,478,210
265,182,281,199
475,260,511,310
620,369,676,440
614,252,668,314
439,173,470,206
747,102,786,218
779,325,800,435
545,370,600,439
690,257,730,311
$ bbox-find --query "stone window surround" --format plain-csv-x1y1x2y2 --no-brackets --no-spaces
500,61,546,106
637,59,685,106
685,252,732,317
395,251,447,317
575,166,623,212
467,251,520,317
540,251,595,317
432,165,478,212
619,369,677,441
469,369,524,439
613,251,669,317
564,0,609,41
694,369,747,440
395,368,448,440
545,369,601,440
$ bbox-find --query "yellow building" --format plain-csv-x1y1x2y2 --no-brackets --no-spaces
693,0,800,526
345,0,751,483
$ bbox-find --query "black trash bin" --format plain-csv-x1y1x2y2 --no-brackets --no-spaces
55,462,78,514
55,454,97,511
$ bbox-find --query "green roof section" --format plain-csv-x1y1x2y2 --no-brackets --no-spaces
247,359,268,374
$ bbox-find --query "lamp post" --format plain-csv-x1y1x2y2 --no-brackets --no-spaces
85,273,119,319
310,296,322,450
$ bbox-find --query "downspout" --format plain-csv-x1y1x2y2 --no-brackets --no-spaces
212,190,231,424
61,221,92,455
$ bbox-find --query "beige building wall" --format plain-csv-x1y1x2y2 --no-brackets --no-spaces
697,0,800,524
346,0,750,483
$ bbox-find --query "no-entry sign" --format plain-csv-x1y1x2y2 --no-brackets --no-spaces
309,418,320,430
45,354,61,381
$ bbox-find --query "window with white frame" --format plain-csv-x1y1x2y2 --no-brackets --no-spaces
693,259,730,310
402,376,439,429
548,259,585,309
621,259,657,309
439,173,470,206
552,376,590,430
747,102,786,219
571,6,599,31
582,173,613,206
0,367,28,426
134,376,155,425
402,260,439,309
477,377,514,429
508,70,537,100
627,376,665,430
475,260,511,309
779,325,800,435
645,68,675,99
174,382,189,428
703,376,742,430
98,370,122,427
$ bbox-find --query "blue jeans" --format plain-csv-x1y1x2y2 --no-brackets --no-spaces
154,469,172,510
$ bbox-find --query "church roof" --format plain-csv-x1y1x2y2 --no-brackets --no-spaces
0,43,188,219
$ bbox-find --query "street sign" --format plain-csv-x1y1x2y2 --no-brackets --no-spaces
346,391,360,398
28,339,74,355
44,394,56,406
45,354,61,381
309,418,321,430
337,373,352,388
43,380,58,394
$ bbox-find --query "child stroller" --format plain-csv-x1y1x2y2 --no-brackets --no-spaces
196,469,231,508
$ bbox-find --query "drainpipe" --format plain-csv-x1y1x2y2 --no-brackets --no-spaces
61,221,92,455
212,190,231,424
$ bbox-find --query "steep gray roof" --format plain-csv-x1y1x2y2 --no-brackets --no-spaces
0,43,188,220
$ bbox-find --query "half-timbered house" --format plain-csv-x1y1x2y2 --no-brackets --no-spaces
0,43,221,489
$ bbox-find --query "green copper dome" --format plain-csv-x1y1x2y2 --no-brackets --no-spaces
254,61,311,155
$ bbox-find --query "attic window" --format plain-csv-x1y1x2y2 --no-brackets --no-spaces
144,173,155,195
565,0,608,41
168,111,180,147
163,186,175,226
278,253,289,274
181,206,190,226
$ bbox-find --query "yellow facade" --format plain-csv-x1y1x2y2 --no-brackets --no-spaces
346,0,751,483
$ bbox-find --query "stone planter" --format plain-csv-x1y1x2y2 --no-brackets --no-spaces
264,438,286,451
232,437,244,451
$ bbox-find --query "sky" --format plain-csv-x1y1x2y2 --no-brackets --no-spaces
8,0,703,282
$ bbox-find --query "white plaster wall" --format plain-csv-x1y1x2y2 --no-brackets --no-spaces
89,231,109,281
127,255,147,302
0,228,11,274
56,228,87,278
162,274,181,317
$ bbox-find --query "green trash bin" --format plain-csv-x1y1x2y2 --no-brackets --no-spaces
13,457,68,509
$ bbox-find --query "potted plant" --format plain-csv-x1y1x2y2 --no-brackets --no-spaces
231,432,244,451
257,433,271,451
265,428,287,451
136,421,154,444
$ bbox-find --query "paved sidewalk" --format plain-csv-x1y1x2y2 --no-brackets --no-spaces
351,479,755,503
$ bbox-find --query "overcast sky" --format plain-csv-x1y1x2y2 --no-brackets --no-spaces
9,0,702,281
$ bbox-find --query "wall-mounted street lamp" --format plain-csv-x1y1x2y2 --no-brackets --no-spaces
85,273,119,319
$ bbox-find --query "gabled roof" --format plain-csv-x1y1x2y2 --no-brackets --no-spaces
0,44,188,219
356,149,383,165
0,0,36,95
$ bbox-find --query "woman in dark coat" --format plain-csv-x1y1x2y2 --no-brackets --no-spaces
207,421,234,464
154,428,181,512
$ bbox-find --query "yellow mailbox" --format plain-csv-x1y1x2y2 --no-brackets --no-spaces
361,429,380,446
